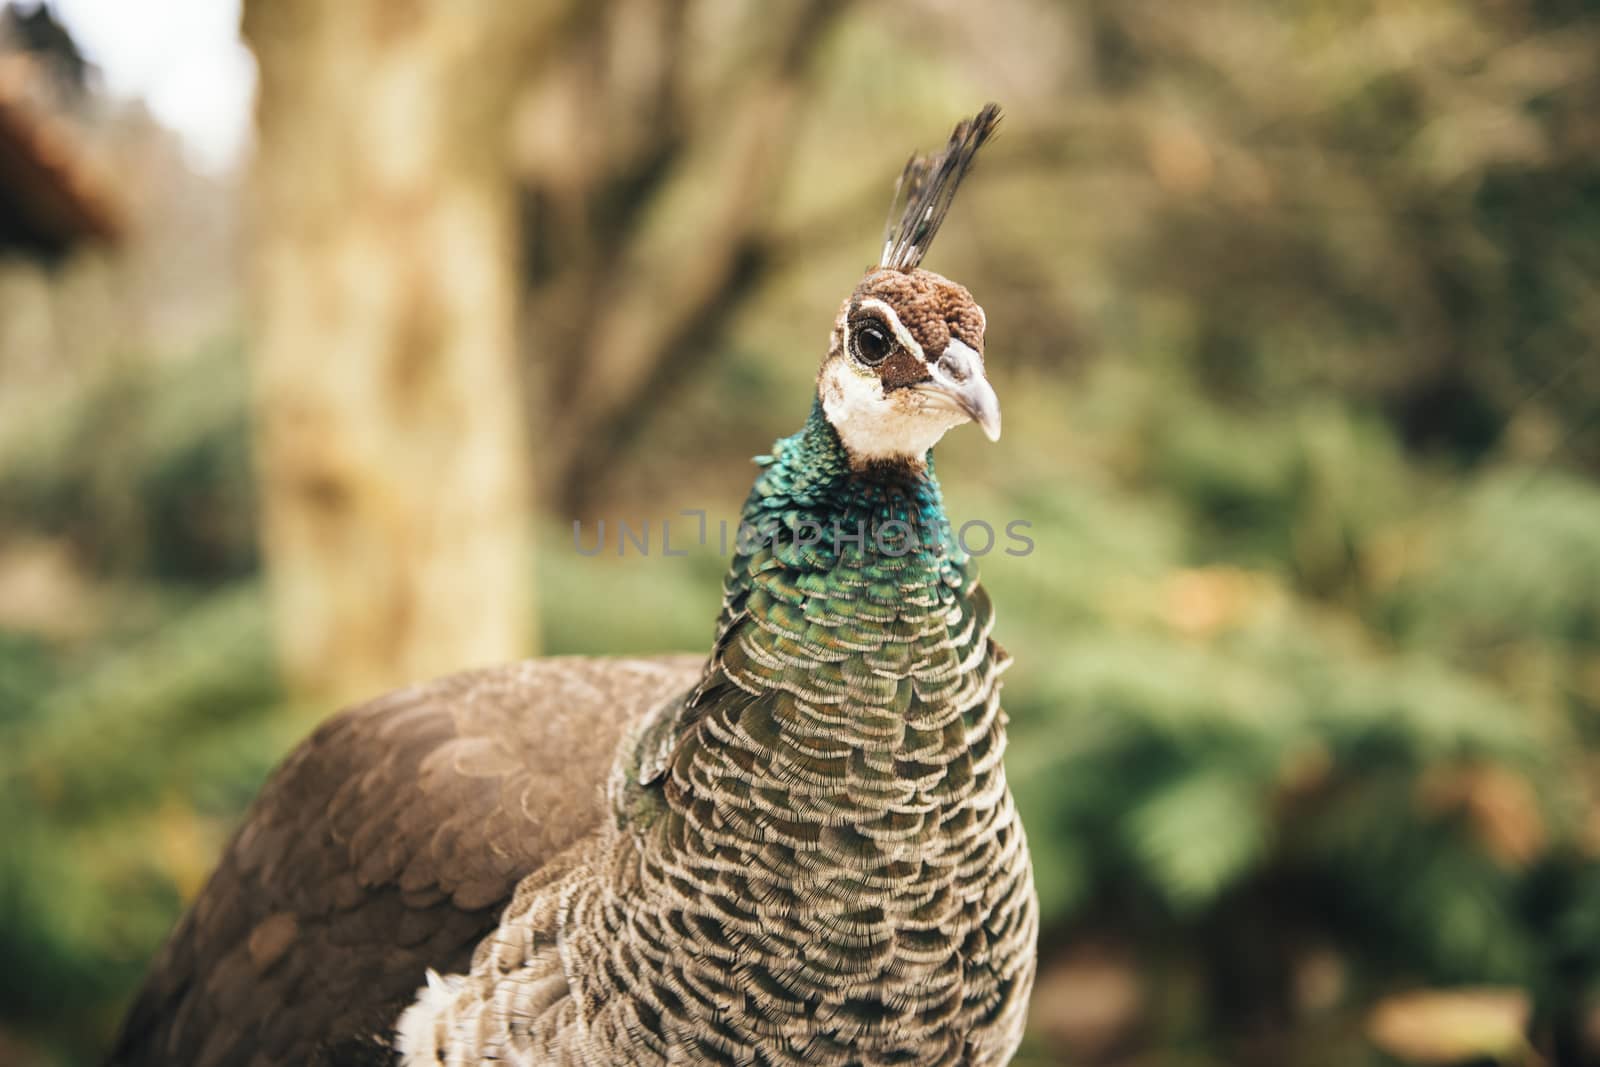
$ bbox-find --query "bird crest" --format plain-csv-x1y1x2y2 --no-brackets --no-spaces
879,103,1002,272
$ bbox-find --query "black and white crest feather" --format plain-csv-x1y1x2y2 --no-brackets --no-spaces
880,103,1002,271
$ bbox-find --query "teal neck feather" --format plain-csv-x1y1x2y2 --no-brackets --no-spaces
620,396,1004,804
730,399,972,608
670,395,1001,788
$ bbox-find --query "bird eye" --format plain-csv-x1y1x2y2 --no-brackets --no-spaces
850,320,893,366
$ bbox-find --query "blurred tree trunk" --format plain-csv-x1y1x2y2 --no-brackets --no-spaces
242,2,564,706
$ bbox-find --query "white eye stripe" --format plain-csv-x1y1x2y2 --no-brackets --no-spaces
832,302,850,352
852,298,927,364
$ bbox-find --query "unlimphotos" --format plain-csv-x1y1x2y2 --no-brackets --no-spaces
107,104,1038,1067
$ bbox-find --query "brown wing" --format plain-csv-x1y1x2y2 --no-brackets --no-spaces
105,654,702,1067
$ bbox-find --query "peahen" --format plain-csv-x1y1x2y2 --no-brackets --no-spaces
107,104,1037,1067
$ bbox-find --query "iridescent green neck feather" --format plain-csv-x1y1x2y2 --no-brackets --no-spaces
720,399,972,637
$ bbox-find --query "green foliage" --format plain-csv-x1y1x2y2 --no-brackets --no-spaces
974,354,1600,1057
1125,766,1268,916
0,584,287,1056
1386,469,1600,654
537,522,724,657
0,335,258,583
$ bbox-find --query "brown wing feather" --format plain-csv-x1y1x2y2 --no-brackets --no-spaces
104,654,702,1067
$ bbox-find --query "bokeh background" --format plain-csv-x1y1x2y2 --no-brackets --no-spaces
3,0,1599,1064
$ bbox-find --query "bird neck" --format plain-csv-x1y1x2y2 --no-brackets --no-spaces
658,395,1005,816
733,398,965,589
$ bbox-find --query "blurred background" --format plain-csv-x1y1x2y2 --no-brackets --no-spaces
1,0,1598,1064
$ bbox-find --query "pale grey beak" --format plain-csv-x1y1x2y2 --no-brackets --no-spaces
921,337,1001,442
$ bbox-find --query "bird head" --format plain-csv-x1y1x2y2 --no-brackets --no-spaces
818,104,1002,469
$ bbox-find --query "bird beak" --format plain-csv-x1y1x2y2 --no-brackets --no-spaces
921,337,1001,442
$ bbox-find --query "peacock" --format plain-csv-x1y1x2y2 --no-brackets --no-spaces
106,103,1037,1067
